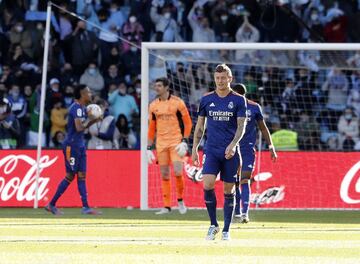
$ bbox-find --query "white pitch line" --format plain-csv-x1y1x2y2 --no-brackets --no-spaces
1,236,360,249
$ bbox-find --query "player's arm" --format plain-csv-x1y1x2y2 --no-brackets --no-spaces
74,118,99,132
257,119,278,162
225,117,247,159
175,100,193,157
146,105,156,164
191,115,206,166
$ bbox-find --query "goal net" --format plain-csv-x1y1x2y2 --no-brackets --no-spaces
141,43,360,210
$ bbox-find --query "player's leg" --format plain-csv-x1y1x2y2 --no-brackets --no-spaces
239,148,255,223
234,181,241,218
77,147,101,215
45,172,75,215
45,145,76,215
240,171,252,223
156,148,172,214
171,148,186,214
221,150,241,240
202,152,221,240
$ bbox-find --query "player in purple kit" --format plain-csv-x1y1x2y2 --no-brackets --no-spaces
192,64,247,240
232,83,277,223
45,85,101,215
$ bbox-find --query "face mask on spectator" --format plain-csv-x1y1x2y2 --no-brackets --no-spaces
15,25,24,32
220,15,228,22
36,23,44,30
262,75,268,83
164,12,171,19
129,16,137,23
130,47,138,52
88,68,96,75
136,87,141,94
345,114,353,120
311,13,318,21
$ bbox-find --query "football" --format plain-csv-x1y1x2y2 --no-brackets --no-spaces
86,104,102,119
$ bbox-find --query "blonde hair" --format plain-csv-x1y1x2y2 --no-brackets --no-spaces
215,63,232,77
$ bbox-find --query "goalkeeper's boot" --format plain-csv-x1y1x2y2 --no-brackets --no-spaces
155,207,171,215
205,225,220,240
221,231,231,241
44,204,63,215
240,214,249,224
81,207,102,215
178,201,187,214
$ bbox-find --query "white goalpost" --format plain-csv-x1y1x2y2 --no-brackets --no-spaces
141,42,360,211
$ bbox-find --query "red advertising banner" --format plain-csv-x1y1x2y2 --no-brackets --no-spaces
1,150,360,209
0,150,140,207
150,151,360,209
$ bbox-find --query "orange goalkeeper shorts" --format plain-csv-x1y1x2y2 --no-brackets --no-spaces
156,146,182,166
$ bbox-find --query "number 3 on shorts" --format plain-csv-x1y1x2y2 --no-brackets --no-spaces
69,157,75,166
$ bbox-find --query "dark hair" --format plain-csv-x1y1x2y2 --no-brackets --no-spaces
74,84,87,100
155,77,170,87
215,63,232,77
116,114,129,134
232,83,247,95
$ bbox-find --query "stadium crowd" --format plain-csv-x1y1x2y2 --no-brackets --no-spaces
0,0,360,150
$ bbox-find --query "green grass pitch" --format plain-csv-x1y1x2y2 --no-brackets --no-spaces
0,208,360,264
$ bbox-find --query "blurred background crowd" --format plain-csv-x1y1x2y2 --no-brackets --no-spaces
0,0,360,151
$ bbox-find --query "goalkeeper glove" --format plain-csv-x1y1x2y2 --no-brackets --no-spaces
146,146,156,164
175,139,188,158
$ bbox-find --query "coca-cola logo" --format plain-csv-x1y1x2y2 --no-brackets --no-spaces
0,154,58,202
340,161,360,204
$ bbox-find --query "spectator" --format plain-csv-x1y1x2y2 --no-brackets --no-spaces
0,97,20,149
150,1,182,42
104,64,122,95
60,63,77,86
50,99,67,137
235,14,260,61
121,46,141,79
187,2,215,42
70,20,98,76
114,114,137,149
0,65,15,87
322,68,349,130
87,99,117,149
271,120,299,151
28,84,48,147
52,130,66,149
79,62,105,96
213,10,233,42
323,6,348,42
108,82,139,127
293,111,321,150
121,14,144,53
46,78,63,112
337,107,359,150
347,71,360,116
8,21,34,58
281,78,298,121
63,85,75,109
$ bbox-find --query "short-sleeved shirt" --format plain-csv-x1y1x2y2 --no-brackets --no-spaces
63,102,87,147
149,95,190,150
198,90,247,150
240,99,264,149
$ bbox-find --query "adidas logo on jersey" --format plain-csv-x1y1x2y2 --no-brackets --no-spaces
210,103,215,107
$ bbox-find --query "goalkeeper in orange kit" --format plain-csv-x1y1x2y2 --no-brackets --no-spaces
147,77,193,215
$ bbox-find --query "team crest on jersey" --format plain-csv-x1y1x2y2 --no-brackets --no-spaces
228,101,234,109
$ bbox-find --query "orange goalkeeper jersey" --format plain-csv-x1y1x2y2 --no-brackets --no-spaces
148,94,192,150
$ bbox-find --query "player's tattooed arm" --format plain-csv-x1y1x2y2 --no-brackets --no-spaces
225,117,246,159
191,116,206,165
